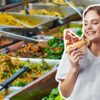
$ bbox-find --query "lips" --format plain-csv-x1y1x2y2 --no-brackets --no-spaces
86,30,96,35
87,32,95,35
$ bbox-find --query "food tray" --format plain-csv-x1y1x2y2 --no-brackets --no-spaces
0,23,82,58
0,37,63,59
0,87,22,100
5,3,81,25
0,31,21,49
0,57,60,100
1,21,82,38
5,64,59,100
0,12,57,28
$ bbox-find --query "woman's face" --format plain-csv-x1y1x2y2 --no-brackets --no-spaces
84,10,100,42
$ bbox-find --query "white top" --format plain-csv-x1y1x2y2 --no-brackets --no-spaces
56,48,100,100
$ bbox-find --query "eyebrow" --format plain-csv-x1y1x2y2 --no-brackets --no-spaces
84,19,100,22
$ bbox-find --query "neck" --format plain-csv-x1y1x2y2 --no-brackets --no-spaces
90,41,100,56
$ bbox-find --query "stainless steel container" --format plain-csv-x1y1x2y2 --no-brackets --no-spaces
4,58,60,100
0,87,22,100
27,3,82,24
5,3,81,25
68,0,100,7
0,12,57,29
0,31,21,49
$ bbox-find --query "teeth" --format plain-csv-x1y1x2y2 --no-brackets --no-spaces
87,32,95,35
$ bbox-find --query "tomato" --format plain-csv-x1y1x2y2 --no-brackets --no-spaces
67,40,73,45
71,33,75,36
73,37,79,42
65,34,71,40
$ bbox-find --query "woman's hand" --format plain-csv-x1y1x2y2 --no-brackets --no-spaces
68,48,84,70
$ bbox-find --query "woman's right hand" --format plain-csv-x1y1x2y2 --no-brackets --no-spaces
68,48,84,70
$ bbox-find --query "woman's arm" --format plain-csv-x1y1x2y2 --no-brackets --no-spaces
59,66,80,98
59,48,84,98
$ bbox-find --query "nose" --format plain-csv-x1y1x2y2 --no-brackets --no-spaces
86,23,93,30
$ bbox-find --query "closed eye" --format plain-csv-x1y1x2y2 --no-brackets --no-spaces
92,22,99,25
84,23,88,26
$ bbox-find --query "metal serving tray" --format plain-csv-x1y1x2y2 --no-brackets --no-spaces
0,31,21,49
68,0,99,7
26,3,81,24
28,3,74,19
0,12,57,29
0,30,42,42
5,3,81,25
5,68,58,100
0,87,22,100
1,19,82,40
4,58,60,100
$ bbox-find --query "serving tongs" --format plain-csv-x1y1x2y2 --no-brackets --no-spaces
64,0,84,18
0,30,38,43
0,67,29,91
23,0,29,14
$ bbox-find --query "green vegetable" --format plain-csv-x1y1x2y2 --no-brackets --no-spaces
2,72,8,78
44,37,64,59
12,81,28,86
41,59,51,70
76,28,82,37
42,87,63,100
60,26,66,33
0,55,54,86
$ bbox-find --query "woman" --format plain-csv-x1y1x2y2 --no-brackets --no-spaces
56,5,100,100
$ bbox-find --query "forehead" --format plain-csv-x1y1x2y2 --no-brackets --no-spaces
84,10,100,21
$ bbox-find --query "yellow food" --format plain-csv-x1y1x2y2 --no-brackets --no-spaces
68,22,82,28
21,9,63,18
52,0,67,5
0,13,24,27
19,19,34,27
0,96,4,100
0,13,35,27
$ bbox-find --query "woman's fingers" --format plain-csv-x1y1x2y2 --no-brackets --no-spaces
68,47,78,54
68,48,84,65
71,50,84,58
71,54,84,64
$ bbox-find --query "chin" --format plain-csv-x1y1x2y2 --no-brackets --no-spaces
89,37,100,42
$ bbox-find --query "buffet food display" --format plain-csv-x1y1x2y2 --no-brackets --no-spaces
4,3,81,25
0,12,57,28
0,55,57,86
21,9,63,18
1,37,64,59
0,36,14,47
0,1,83,100
0,13,25,27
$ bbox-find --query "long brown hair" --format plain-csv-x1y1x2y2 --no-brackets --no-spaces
84,6,100,17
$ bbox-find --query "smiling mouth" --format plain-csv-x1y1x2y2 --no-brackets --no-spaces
87,31,96,35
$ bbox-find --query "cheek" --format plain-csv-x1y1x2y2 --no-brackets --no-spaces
84,28,87,34
84,33,88,38
93,24,100,31
84,32,89,39
84,25,88,31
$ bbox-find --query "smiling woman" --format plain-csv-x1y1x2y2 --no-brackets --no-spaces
84,6,100,42
56,4,100,100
